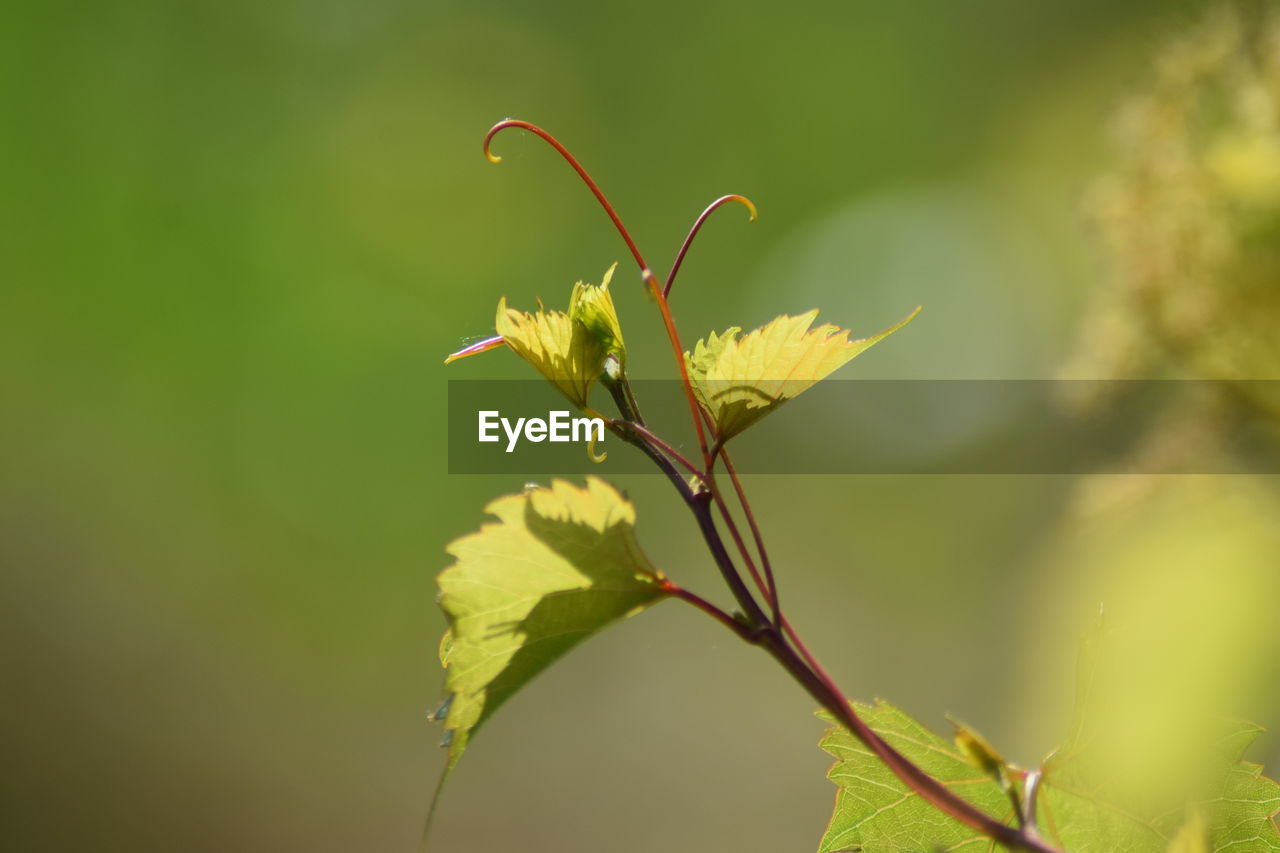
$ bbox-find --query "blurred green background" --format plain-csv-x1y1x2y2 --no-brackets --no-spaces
4,1,1279,851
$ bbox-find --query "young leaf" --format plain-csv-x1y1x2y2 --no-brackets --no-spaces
685,307,920,442
952,717,1009,782
495,302,605,409
435,477,668,771
493,265,625,408
568,262,626,368
817,699,1013,853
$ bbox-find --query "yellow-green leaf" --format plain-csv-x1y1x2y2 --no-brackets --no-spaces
568,262,626,367
435,477,668,772
492,265,626,408
685,307,920,441
495,300,604,409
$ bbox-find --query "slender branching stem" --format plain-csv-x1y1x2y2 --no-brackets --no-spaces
484,118,1062,853
687,493,774,627
720,449,781,625
672,465,1058,851
687,411,778,616
602,375,644,425
602,377,704,483
707,484,773,609
617,376,646,429
660,579,759,645
603,400,769,627
618,420,704,480
642,270,714,467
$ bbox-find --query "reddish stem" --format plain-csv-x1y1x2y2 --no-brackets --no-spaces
618,420,703,479
758,629,1058,853
661,580,757,643
708,485,773,610
720,449,780,626
643,269,713,467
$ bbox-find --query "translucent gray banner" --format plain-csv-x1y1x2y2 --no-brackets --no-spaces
447,380,1280,475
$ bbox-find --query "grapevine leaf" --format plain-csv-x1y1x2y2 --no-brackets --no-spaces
492,265,624,408
685,307,920,442
1035,741,1182,851
1203,722,1280,852
568,262,626,367
495,302,604,409
817,699,1013,853
435,477,668,772
818,701,1280,852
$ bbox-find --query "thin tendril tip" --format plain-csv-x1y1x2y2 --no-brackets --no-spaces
665,194,759,298
482,119,517,163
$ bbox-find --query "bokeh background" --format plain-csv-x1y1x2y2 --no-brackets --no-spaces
5,1,1279,851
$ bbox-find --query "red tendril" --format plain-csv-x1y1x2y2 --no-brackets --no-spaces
665,195,757,299
484,119,648,273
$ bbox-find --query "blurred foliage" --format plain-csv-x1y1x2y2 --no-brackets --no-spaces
1071,2,1280,402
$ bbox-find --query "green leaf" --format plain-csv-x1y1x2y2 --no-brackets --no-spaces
685,307,920,442
568,262,626,368
495,300,606,409
818,699,1280,852
491,265,626,408
1035,739,1184,851
435,477,668,771
1204,722,1280,852
817,699,1013,853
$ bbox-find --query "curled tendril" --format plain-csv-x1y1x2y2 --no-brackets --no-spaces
483,119,649,273
664,195,758,299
